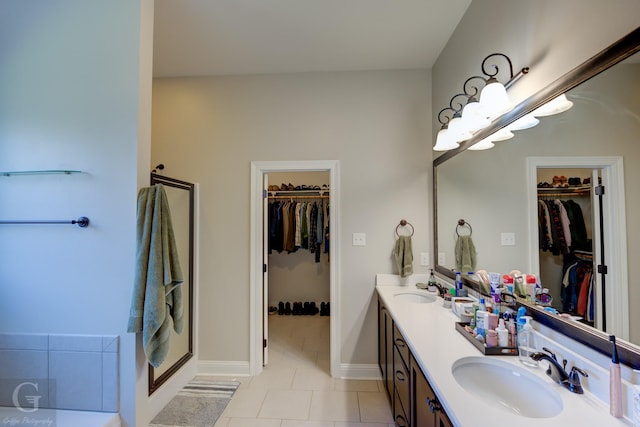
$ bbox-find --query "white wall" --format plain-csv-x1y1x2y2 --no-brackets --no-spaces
151,70,432,367
0,1,153,426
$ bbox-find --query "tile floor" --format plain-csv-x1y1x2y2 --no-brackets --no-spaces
211,314,394,427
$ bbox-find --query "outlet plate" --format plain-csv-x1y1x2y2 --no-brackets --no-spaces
352,233,366,246
501,232,516,246
420,252,430,266
438,252,446,265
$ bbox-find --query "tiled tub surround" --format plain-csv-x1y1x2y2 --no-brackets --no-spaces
376,274,633,426
0,333,119,412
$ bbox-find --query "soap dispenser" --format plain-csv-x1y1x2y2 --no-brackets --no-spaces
518,316,538,367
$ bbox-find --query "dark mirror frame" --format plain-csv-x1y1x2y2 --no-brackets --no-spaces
148,173,195,395
433,26,640,368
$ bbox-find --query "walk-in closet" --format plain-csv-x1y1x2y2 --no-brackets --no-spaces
537,168,596,326
266,171,331,369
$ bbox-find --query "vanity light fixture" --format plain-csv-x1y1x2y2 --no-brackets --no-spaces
532,93,574,117
433,53,529,151
507,113,540,131
490,127,515,141
433,107,461,151
467,136,495,151
478,53,529,119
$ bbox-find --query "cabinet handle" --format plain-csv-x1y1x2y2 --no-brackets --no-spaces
427,396,442,413
395,338,406,348
395,414,408,427
395,370,406,382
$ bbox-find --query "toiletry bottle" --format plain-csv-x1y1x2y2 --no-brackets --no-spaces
610,335,623,418
486,329,498,348
455,271,463,295
508,318,516,347
428,269,438,288
478,297,486,312
517,316,538,367
475,310,488,338
516,306,526,334
497,318,508,347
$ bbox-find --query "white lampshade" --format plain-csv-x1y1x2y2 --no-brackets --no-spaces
532,94,573,117
490,128,514,141
461,100,491,133
446,115,472,143
479,78,514,119
507,114,540,131
433,127,459,151
468,137,495,151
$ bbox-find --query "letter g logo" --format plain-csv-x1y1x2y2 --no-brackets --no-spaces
12,381,41,413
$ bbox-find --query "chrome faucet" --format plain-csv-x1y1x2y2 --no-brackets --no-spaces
531,348,588,394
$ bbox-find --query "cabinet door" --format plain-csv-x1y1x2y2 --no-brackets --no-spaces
378,301,386,388
436,411,454,427
385,308,394,400
411,353,439,427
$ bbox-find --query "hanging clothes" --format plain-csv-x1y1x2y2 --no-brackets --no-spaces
267,192,330,262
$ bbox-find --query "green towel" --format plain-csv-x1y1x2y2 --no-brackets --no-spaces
455,235,477,273
127,184,184,368
393,235,413,278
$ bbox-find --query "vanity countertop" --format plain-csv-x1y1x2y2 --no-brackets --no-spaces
376,283,630,427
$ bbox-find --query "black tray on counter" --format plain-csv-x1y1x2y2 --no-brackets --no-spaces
455,322,518,356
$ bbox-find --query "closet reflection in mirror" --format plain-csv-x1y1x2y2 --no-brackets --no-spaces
435,50,639,345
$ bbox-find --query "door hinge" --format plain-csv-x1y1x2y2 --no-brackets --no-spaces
263,339,267,348
595,184,605,196
263,263,267,273
598,264,608,274
263,189,267,199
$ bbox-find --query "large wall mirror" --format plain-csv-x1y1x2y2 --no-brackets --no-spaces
434,27,640,367
148,172,195,394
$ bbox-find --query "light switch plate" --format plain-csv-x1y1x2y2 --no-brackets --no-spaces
352,233,366,246
501,232,516,246
420,252,430,266
438,252,446,265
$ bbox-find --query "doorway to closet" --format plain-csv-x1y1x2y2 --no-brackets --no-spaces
250,160,340,378
527,157,628,341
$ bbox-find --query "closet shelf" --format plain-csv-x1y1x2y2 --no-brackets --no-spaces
537,184,591,197
268,189,329,198
1,170,83,177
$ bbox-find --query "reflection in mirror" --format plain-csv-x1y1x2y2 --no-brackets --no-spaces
149,173,195,395
434,27,640,366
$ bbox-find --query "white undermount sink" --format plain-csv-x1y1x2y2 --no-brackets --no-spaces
452,356,563,418
393,292,437,304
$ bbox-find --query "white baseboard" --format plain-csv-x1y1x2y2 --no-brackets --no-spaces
336,363,382,380
198,360,251,377
196,360,380,380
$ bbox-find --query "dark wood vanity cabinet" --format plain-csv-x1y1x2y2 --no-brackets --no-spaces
411,353,453,427
378,297,454,427
378,301,394,402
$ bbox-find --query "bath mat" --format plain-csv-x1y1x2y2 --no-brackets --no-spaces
149,379,240,427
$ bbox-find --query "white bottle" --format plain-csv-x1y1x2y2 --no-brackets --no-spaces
517,316,538,367
496,318,508,347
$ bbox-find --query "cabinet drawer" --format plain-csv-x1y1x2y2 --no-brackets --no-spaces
393,323,409,367
394,389,410,427
394,345,410,419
